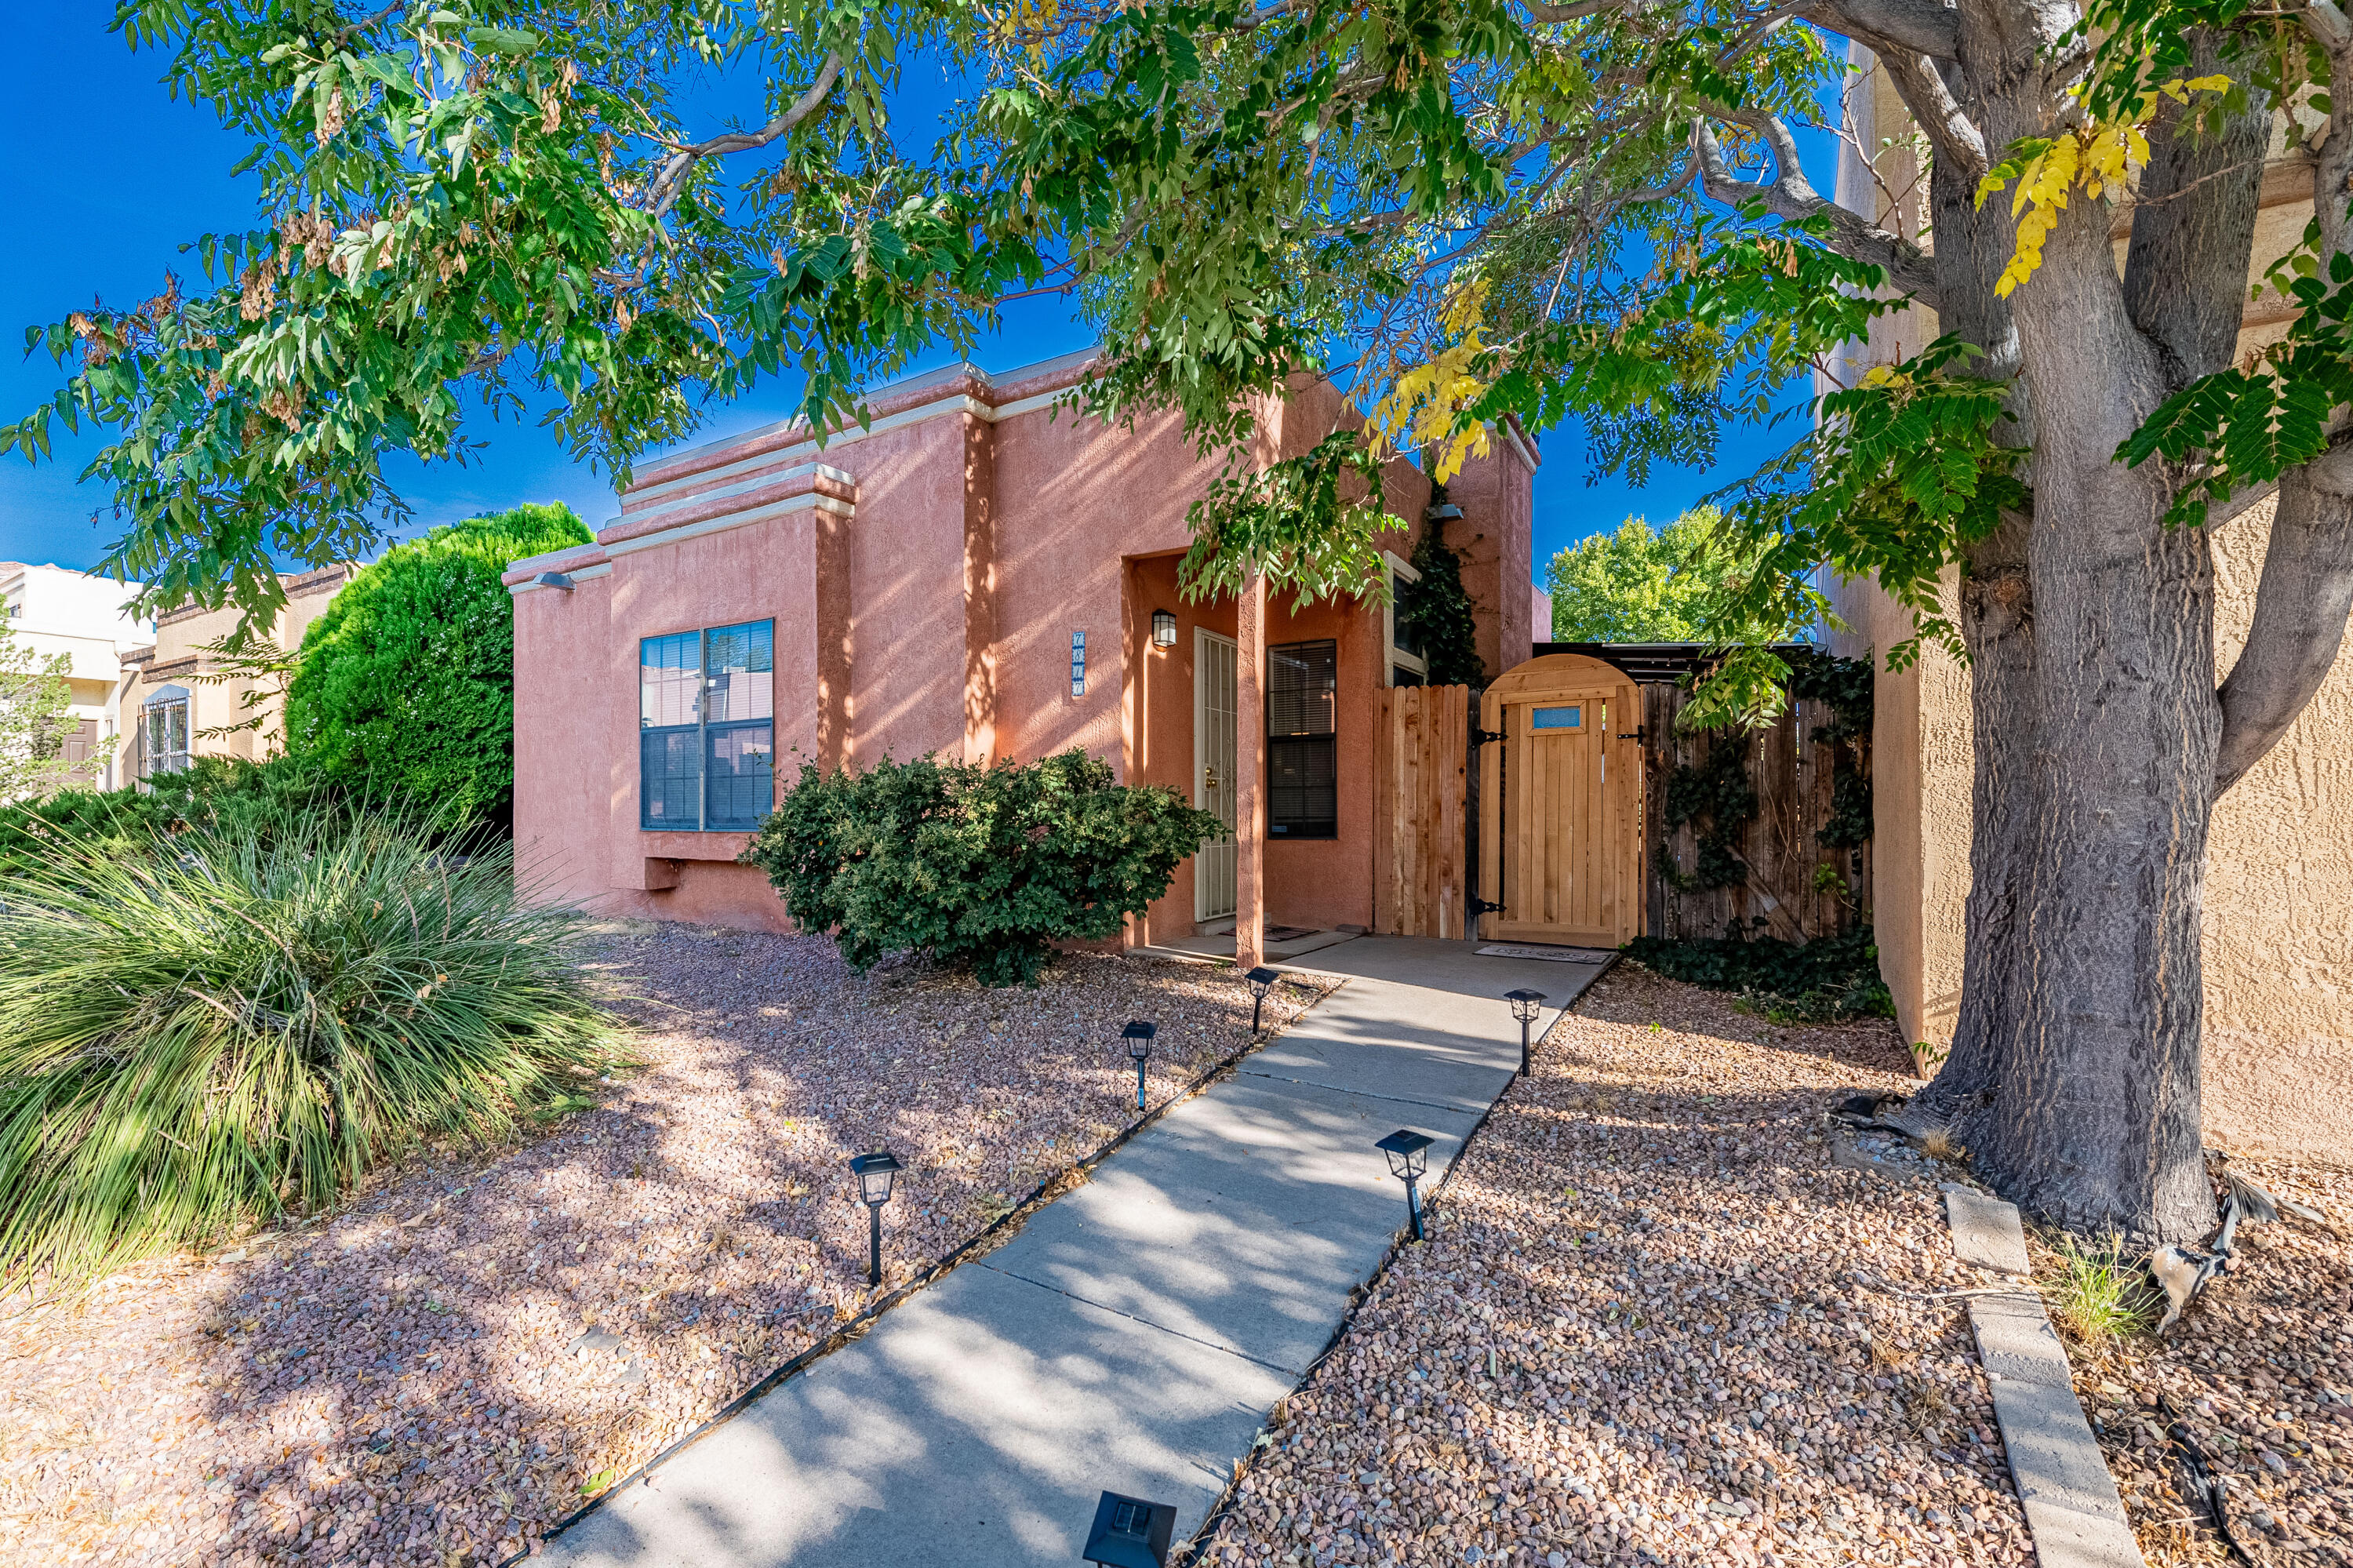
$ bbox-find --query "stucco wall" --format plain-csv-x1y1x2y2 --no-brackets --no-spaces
122,565,350,771
1831,49,2353,1161
507,355,1530,940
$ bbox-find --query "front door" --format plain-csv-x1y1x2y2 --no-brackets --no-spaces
1194,628,1238,921
1478,655,1645,947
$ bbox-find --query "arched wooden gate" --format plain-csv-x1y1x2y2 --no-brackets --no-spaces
1477,653,1646,948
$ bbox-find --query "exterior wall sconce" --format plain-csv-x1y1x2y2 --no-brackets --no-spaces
1122,1020,1156,1110
1376,1129,1435,1241
1424,500,1463,524
533,571,576,592
848,1150,902,1287
1244,965,1280,1034
1505,988,1547,1076
1083,1491,1174,1566
1151,609,1177,648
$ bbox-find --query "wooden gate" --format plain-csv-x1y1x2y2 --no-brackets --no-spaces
1478,653,1646,948
1373,683,1470,937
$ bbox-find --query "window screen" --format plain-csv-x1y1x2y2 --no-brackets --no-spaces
640,620,774,830
1267,640,1337,839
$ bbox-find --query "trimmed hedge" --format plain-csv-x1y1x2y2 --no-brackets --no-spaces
741,750,1224,985
284,502,591,826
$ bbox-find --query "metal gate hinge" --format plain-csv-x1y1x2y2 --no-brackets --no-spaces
1471,728,1505,746
1471,898,1504,915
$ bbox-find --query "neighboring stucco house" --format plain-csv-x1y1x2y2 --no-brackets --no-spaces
1826,53,2352,1162
0,561,152,789
504,351,1538,954
118,565,353,780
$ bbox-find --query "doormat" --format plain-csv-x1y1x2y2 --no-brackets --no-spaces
1265,925,1321,942
1476,944,1617,964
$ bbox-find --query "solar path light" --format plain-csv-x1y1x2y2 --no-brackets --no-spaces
1122,1020,1157,1110
847,1150,902,1288
1505,988,1547,1076
1244,966,1281,1034
1082,1491,1175,1567
1376,1129,1435,1241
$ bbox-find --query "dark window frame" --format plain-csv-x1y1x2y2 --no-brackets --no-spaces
639,620,775,831
1267,638,1339,840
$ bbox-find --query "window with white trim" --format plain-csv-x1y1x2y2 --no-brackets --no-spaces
639,620,775,831
1383,550,1427,688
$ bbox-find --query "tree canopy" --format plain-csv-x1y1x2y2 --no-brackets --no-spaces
1545,511,1740,643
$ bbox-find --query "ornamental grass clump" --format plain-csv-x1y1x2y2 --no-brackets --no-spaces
0,809,624,1282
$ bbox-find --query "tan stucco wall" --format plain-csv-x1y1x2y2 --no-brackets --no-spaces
1832,50,2353,1162
122,566,350,771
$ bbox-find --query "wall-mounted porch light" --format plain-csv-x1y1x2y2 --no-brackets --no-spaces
533,571,576,592
1122,1020,1157,1110
1151,609,1177,648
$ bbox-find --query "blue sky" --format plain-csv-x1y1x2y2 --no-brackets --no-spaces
0,7,1806,583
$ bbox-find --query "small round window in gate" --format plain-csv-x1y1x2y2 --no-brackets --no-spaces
1532,704,1584,729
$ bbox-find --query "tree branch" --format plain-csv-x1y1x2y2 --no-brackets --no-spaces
1693,117,1943,303
642,54,845,220
1791,0,1961,59
2216,445,2353,795
1876,49,1988,176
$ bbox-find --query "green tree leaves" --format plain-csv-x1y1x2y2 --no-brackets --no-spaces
282,501,591,824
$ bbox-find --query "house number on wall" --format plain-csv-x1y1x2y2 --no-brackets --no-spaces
1070,630,1086,698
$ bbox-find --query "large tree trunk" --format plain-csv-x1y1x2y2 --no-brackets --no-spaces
1900,22,2235,1242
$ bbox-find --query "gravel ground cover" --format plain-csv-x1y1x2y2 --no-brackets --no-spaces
0,923,1326,1568
1190,962,2035,1568
2042,1164,2351,1566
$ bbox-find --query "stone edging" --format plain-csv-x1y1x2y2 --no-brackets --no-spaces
1942,1185,2148,1568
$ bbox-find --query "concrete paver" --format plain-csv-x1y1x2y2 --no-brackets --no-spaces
540,937,1609,1567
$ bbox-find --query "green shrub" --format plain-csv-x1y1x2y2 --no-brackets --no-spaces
0,756,347,880
742,750,1225,985
1624,926,1894,1022
284,502,592,826
0,809,622,1282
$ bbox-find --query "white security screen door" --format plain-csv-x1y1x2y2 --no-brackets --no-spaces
1194,628,1239,921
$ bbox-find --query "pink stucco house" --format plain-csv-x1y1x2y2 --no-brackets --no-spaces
504,351,1538,960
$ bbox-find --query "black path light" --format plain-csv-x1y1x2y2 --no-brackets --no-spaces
1122,1020,1157,1110
847,1150,902,1289
1505,988,1547,1076
1082,1491,1175,1567
1376,1129,1435,1242
1244,966,1281,1034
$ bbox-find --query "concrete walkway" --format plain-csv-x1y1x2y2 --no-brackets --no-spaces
541,937,1613,1568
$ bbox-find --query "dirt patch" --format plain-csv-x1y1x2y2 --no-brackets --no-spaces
0,928,1327,1567
1190,962,2034,1567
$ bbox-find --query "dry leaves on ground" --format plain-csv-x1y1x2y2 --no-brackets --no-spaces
0,926,1325,1568
1192,963,2034,1568
2043,1164,2351,1566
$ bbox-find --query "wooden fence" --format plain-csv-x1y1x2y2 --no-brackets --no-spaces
1638,682,1871,944
1373,682,1471,938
